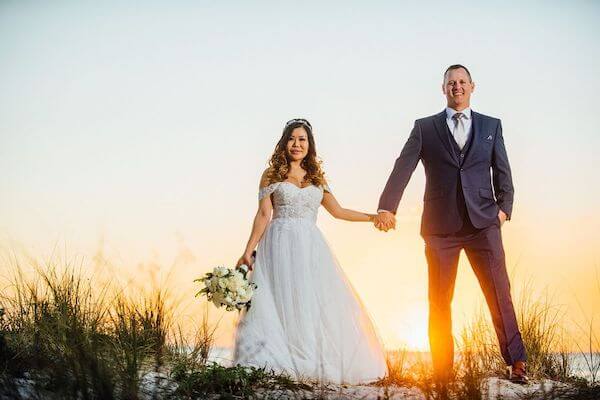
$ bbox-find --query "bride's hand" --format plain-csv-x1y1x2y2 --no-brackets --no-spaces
236,252,254,270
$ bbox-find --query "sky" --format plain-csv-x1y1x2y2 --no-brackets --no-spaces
1,1,599,350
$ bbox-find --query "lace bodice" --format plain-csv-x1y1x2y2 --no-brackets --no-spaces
259,182,331,222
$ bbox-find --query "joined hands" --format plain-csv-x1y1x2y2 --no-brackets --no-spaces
373,211,396,232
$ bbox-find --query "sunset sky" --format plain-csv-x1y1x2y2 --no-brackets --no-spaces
1,1,599,350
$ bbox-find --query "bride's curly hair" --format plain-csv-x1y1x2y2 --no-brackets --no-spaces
265,118,326,187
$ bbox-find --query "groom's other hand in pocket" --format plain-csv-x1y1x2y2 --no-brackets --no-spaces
374,211,396,232
498,209,507,227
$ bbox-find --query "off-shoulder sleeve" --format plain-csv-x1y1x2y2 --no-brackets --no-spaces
258,183,280,201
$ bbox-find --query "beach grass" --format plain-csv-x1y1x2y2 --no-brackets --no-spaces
1,257,599,399
374,285,600,399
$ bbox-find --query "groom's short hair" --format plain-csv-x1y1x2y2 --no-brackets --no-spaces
444,64,472,82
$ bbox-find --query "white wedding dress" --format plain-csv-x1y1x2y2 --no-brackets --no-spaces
233,181,387,384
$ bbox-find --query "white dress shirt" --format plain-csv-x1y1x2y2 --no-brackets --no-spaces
446,107,472,147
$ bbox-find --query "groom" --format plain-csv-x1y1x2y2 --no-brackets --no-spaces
374,65,528,383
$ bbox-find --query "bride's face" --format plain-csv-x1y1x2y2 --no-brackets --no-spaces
286,127,309,162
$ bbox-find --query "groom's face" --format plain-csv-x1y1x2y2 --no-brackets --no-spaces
443,68,475,110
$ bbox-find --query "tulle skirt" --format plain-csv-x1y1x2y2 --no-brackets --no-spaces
233,217,387,384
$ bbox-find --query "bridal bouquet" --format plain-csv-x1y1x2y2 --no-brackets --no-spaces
195,265,256,311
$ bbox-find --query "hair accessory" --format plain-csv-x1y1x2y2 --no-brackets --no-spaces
285,118,312,129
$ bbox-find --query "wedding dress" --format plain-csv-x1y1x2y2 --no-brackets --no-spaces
233,181,387,384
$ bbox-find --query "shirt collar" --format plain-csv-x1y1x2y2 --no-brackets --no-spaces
446,107,472,120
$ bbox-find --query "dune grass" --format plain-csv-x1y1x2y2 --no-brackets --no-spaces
0,258,312,399
1,257,599,399
375,287,600,400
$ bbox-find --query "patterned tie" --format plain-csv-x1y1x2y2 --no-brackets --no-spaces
452,112,467,150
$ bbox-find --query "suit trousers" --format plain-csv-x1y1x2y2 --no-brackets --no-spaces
423,222,527,376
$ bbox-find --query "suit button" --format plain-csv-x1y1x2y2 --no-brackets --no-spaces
460,168,464,171
460,153,465,158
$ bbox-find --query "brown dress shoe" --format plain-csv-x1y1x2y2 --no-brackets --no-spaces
509,361,529,384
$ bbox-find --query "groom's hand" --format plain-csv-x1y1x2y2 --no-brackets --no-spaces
374,211,396,232
498,209,507,227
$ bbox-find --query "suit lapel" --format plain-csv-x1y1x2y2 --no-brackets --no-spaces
432,110,459,165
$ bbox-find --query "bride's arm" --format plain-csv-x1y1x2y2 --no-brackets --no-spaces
321,190,376,223
236,172,273,268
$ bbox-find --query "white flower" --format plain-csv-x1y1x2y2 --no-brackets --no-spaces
238,286,253,303
233,289,247,304
232,270,244,280
226,274,245,292
196,265,255,312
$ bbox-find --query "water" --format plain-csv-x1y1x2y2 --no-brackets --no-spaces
569,353,600,382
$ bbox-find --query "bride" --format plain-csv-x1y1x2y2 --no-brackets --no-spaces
233,118,387,384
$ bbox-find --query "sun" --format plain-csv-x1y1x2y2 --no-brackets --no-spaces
393,302,429,351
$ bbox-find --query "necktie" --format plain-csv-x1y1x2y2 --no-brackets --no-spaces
452,112,467,150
